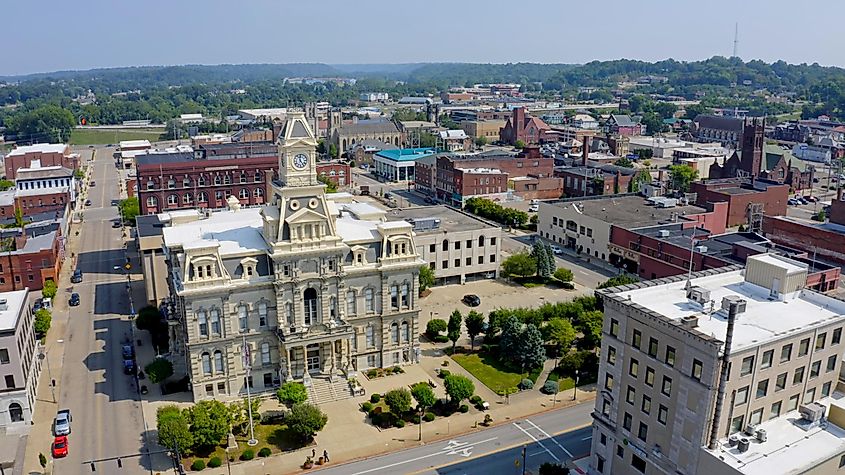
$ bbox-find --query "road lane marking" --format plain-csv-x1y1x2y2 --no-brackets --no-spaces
512,422,560,462
351,437,498,474
525,419,573,458
581,436,592,441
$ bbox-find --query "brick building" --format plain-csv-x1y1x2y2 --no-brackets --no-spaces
499,108,552,145
5,144,79,179
0,221,66,292
316,161,351,186
557,163,638,197
136,148,277,215
691,178,789,227
604,114,644,136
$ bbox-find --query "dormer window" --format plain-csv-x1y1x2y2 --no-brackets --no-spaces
356,253,363,265
239,257,258,279
282,264,291,277
328,259,335,271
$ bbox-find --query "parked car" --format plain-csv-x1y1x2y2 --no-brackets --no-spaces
52,436,69,458
33,299,43,312
122,344,135,360
424,196,434,204
528,205,539,212
787,198,799,206
71,269,83,283
804,195,819,203
551,245,564,255
123,359,136,375
84,199,92,206
462,294,481,307
54,409,71,436
112,220,122,228
89,181,96,187
68,293,80,307
798,197,809,205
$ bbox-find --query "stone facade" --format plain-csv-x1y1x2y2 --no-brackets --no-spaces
162,113,422,402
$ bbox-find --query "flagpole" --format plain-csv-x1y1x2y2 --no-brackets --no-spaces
686,226,698,287
243,334,258,446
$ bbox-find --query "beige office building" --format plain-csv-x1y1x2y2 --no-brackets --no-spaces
589,254,845,475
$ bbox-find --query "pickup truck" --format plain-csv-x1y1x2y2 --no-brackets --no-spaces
55,409,72,436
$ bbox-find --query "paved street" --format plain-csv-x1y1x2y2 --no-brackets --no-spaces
317,403,592,475
25,148,170,474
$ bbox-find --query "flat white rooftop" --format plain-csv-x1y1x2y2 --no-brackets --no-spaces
616,269,845,351
119,140,151,149
0,289,29,332
7,144,67,157
705,392,845,475
162,207,268,255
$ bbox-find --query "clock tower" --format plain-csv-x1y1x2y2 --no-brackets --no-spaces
278,112,319,187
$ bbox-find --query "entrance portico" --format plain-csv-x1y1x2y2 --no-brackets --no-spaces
277,323,354,380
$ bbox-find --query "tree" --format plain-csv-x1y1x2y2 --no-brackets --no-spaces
156,405,192,452
418,265,435,293
229,398,260,436
514,140,526,149
0,180,14,191
465,311,485,351
614,157,633,168
276,381,308,409
41,279,57,299
384,388,412,415
515,324,546,371
553,268,573,282
426,318,447,338
34,308,51,337
286,403,328,442
629,169,652,193
498,316,522,358
317,174,338,193
145,358,174,383
443,374,474,405
13,206,23,229
411,382,436,410
597,274,639,289
532,241,550,278
328,143,338,159
447,310,463,352
543,318,576,354
668,164,699,193
5,105,75,143
118,197,140,225
501,251,537,279
136,305,162,332
187,400,232,449
419,132,437,148
475,136,488,147
575,310,604,349
316,139,327,155
544,243,556,275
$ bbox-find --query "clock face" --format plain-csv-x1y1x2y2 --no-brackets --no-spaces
293,153,309,170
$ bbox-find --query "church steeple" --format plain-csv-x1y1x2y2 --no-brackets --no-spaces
278,112,319,187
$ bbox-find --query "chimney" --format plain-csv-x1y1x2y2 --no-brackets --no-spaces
14,232,26,251
272,122,283,142
582,136,589,166
708,301,740,450
514,108,526,143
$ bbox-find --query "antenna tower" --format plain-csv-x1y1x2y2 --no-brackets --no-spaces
732,23,739,58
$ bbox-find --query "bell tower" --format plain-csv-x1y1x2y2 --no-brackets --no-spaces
278,112,319,187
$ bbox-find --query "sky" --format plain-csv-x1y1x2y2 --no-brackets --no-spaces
4,0,845,76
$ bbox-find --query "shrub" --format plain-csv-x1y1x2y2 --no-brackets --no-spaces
366,369,378,379
423,412,436,422
438,369,451,379
433,335,449,343
542,381,559,394
426,318,448,337
539,461,571,475
240,449,255,461
258,447,271,458
412,414,421,424
470,395,482,405
395,419,406,428
207,457,222,468
459,404,469,413
361,402,374,413
392,366,403,374
519,378,534,390
191,460,206,471
370,393,381,403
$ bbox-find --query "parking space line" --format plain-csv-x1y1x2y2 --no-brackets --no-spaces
526,419,574,458
512,422,560,462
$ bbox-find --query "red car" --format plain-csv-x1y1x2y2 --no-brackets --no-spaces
52,436,68,458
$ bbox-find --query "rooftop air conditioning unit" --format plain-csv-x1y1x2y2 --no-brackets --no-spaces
744,424,757,436
680,315,699,329
695,245,708,253
799,402,825,423
686,286,711,305
755,428,767,442
737,438,750,453
658,229,671,238
721,295,747,314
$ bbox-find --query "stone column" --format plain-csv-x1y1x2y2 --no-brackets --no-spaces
329,340,336,374
283,344,292,381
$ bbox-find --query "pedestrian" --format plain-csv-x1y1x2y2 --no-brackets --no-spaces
323,449,329,462
311,448,316,459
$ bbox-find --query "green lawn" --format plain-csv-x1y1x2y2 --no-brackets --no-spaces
546,367,597,392
450,351,541,394
70,127,164,145
183,422,301,467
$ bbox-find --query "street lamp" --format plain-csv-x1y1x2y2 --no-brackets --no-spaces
37,350,55,403
572,369,580,401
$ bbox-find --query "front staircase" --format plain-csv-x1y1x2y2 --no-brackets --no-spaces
306,375,354,405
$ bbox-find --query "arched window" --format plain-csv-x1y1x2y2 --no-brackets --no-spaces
198,192,208,203
365,288,375,313
304,288,318,325
346,290,356,316
197,311,208,336
223,174,232,185
442,239,449,251
214,175,222,185
210,309,221,335
239,188,249,199
254,171,263,182
254,188,263,198
401,321,410,343
478,235,486,247
8,402,23,422
183,192,193,204
167,194,178,206
183,177,192,187
213,350,224,373
238,305,248,333
198,175,206,186
201,353,212,375
146,196,158,208
391,322,399,343
261,342,271,365
239,172,247,184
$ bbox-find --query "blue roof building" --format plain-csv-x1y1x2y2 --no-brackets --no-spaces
373,148,437,182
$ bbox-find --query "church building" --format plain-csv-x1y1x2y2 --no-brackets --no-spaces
160,112,423,402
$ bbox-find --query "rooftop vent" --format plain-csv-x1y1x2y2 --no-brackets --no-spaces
694,245,708,253
686,286,711,305
406,217,441,231
0,298,7,311
680,315,699,329
737,438,750,453
721,295,747,314
755,428,767,442
799,402,825,423
658,229,671,238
